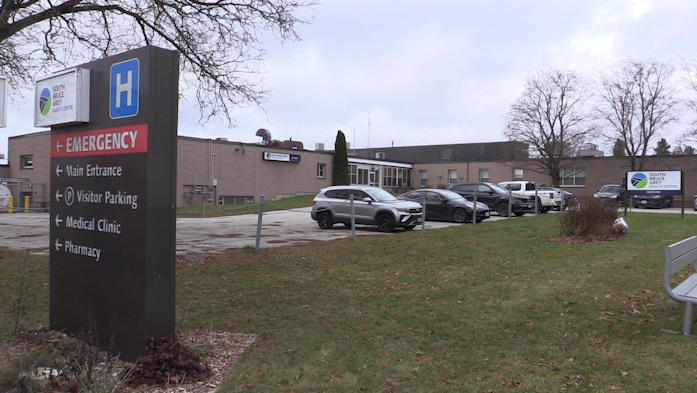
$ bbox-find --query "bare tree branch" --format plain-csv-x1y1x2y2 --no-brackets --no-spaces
594,58,681,170
0,0,316,126
503,68,594,186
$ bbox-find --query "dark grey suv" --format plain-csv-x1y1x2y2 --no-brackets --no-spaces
311,186,423,232
446,182,534,216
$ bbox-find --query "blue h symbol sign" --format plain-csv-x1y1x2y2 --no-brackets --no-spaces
110,58,140,119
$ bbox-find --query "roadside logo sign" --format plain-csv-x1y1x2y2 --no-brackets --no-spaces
110,58,139,119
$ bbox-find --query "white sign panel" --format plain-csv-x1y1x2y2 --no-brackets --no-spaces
34,68,90,127
0,76,6,128
626,171,682,195
263,151,301,163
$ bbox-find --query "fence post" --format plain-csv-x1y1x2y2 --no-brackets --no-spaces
8,196,12,213
508,190,512,218
24,196,29,213
350,194,356,240
255,195,264,251
534,189,538,217
473,190,477,225
421,194,426,231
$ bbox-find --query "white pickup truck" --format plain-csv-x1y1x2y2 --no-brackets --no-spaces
498,181,562,213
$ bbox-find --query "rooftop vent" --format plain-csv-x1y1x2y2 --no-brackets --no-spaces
315,143,325,151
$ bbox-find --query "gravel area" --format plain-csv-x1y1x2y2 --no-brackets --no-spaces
0,330,257,393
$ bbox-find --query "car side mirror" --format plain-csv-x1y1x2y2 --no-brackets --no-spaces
362,197,372,203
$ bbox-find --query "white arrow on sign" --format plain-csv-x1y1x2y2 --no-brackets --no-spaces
56,141,63,152
55,215,63,227
55,190,63,201
55,239,62,251
55,165,63,177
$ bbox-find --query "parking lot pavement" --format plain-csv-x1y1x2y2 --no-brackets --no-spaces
4,206,688,256
0,207,490,255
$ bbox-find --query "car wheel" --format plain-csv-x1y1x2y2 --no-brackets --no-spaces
496,203,509,217
667,199,673,208
377,214,395,232
452,208,468,223
540,207,550,213
317,212,333,229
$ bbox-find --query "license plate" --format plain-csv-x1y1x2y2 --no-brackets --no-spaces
485,212,490,217
642,200,647,204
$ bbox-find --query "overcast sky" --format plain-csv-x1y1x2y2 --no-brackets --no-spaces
3,0,697,164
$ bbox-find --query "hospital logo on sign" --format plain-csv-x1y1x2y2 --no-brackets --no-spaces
110,58,139,119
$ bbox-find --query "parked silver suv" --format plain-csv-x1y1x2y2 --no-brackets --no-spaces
311,186,423,232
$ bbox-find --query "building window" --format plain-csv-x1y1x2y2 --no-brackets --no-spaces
513,168,524,181
560,168,586,186
441,148,452,160
448,169,458,185
667,165,680,171
20,155,33,169
375,152,385,159
384,167,394,187
620,166,630,187
419,170,428,187
382,167,411,188
479,168,489,182
350,164,357,184
317,163,326,178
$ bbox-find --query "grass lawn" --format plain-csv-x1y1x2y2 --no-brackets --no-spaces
176,195,315,218
3,212,697,391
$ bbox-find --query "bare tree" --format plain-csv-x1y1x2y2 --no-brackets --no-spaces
681,57,697,142
503,68,593,187
0,0,315,125
595,58,680,170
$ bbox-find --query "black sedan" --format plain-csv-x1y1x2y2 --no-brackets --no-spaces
397,189,490,223
633,193,673,209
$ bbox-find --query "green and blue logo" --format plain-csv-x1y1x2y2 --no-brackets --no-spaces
39,88,51,116
631,173,648,188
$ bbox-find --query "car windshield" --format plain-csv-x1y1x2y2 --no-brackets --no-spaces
366,188,398,201
439,190,466,200
487,183,510,194
599,185,619,193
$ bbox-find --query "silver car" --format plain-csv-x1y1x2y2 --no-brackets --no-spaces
311,186,423,232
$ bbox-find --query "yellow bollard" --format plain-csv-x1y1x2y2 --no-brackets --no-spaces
24,196,29,213
8,196,12,213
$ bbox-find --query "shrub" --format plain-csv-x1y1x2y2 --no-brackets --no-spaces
558,197,619,239
128,337,210,386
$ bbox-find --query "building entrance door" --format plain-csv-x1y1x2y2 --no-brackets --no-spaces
369,169,379,187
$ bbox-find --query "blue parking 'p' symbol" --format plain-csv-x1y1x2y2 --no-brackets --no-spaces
110,58,139,119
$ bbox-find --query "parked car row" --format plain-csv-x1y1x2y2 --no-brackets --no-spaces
311,181,642,233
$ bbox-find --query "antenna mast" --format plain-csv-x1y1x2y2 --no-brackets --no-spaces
364,110,371,148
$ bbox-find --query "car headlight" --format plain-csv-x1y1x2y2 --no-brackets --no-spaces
610,195,617,199
593,194,599,198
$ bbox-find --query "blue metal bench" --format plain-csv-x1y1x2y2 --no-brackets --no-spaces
663,236,697,335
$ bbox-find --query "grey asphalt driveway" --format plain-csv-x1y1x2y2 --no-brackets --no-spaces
0,207,486,255
2,206,691,255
